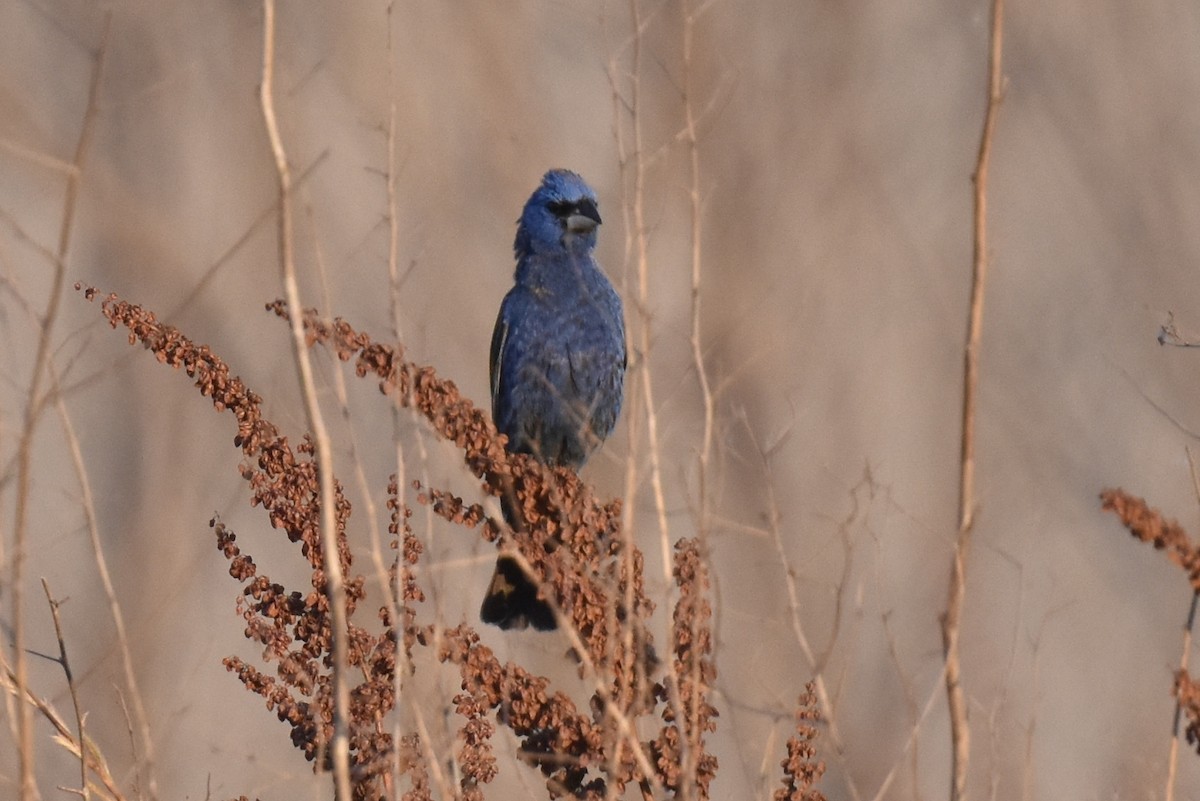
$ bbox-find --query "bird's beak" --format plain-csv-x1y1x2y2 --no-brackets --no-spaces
566,198,602,233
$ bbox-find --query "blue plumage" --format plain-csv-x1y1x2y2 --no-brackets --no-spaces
481,170,626,630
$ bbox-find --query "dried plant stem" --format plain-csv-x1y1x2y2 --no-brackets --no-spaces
43,152,330,413
8,17,109,800
682,0,713,508
501,551,664,796
410,703,456,801
681,3,705,796
757,437,859,801
607,40,649,801
382,5,426,738
881,614,922,800
1167,591,1196,801
52,365,157,798
1158,314,1200,349
627,0,674,592
385,2,405,349
258,4,351,800
166,151,330,322
39,580,89,801
867,663,950,801
618,11,692,789
10,282,47,801
944,2,1004,800
0,140,78,175
0,656,126,801
383,2,413,623
609,9,685,790
310,209,394,611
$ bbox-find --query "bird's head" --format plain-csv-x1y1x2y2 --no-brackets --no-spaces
514,169,602,259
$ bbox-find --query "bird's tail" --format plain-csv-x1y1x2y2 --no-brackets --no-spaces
479,554,557,631
479,492,557,631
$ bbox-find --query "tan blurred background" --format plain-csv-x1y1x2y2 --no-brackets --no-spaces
4,1,1200,799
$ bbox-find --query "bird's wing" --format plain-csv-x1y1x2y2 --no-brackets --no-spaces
489,302,510,409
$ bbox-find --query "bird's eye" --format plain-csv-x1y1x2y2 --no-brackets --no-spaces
547,200,574,218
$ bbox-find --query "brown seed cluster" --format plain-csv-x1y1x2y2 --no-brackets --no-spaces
774,684,826,801
1101,487,1200,764
1176,670,1200,755
1100,488,1200,591
85,287,411,797
648,538,719,797
81,285,825,800
281,302,656,669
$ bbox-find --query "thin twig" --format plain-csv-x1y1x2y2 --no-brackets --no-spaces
40,580,89,801
609,7,684,794
682,0,715,536
1020,622,1045,801
750,421,860,801
52,362,156,799
1158,313,1200,348
616,7,690,795
867,662,951,801
944,2,1004,799
681,3,716,795
32,152,331,414
606,29,651,801
309,205,394,612
258,4,352,799
383,0,414,628
9,16,110,801
383,7,434,770
882,613,922,801
166,151,330,322
0,138,80,176
0,653,127,801
410,703,457,801
626,0,673,597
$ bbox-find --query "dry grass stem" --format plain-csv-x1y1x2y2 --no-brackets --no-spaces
9,16,111,801
624,0,674,598
944,1,1005,798
39,580,89,801
50,363,157,799
0,655,126,801
258,3,353,798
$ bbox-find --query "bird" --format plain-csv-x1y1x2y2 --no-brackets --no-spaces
480,169,627,631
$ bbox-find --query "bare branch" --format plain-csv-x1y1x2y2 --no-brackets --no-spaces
943,2,1004,799
9,15,111,801
258,4,352,799
39,580,89,801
